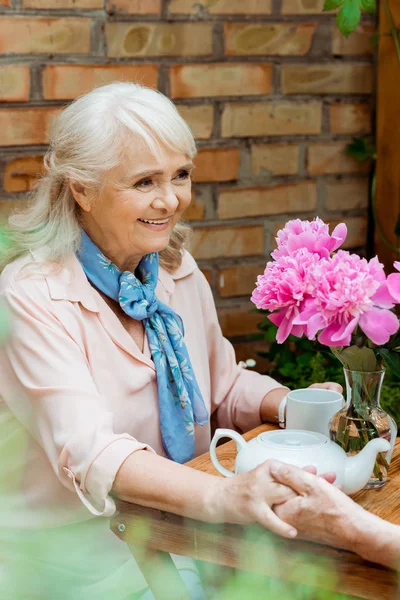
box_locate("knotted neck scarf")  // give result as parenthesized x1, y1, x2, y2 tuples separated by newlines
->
(77, 230, 208, 463)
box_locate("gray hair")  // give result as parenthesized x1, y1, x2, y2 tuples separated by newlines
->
(3, 82, 196, 272)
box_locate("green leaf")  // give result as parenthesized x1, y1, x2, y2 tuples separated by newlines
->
(360, 0, 377, 13)
(377, 348, 400, 378)
(331, 345, 378, 371)
(324, 0, 344, 10)
(346, 136, 376, 161)
(371, 31, 380, 46)
(337, 0, 361, 37)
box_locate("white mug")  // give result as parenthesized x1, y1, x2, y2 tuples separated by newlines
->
(285, 388, 344, 437)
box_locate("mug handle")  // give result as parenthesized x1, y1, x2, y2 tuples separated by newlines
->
(210, 428, 247, 478)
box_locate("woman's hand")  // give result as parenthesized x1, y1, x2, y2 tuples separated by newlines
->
(269, 460, 364, 550)
(260, 382, 343, 424)
(215, 460, 298, 539)
(308, 382, 343, 393)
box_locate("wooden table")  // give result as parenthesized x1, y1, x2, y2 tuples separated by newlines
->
(111, 424, 400, 600)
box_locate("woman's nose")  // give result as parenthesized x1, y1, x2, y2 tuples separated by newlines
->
(152, 186, 179, 212)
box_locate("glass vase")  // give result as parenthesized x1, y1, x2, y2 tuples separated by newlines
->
(329, 367, 397, 489)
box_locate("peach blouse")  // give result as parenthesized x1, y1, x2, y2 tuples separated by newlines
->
(0, 249, 283, 597)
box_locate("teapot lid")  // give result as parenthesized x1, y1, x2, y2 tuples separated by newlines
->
(258, 430, 328, 448)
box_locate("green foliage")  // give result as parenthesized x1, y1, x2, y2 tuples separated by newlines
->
(346, 136, 376, 161)
(360, 0, 376, 12)
(324, 0, 377, 37)
(323, 0, 344, 9)
(337, 1, 361, 37)
(256, 316, 400, 429)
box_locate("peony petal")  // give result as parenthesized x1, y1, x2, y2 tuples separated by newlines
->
(359, 308, 399, 345)
(394, 261, 400, 272)
(306, 313, 327, 340)
(291, 324, 305, 338)
(268, 310, 286, 327)
(330, 317, 358, 343)
(371, 282, 395, 309)
(330, 223, 347, 251)
(292, 300, 319, 325)
(318, 322, 353, 347)
(387, 273, 400, 303)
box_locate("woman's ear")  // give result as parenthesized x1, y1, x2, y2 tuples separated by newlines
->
(68, 181, 92, 212)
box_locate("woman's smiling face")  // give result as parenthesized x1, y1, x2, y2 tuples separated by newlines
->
(76, 141, 193, 271)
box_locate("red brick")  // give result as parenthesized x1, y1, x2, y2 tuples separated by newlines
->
(221, 101, 322, 137)
(200, 269, 212, 286)
(218, 305, 262, 337)
(107, 0, 160, 14)
(224, 22, 316, 56)
(0, 65, 30, 102)
(307, 142, 370, 175)
(217, 263, 265, 298)
(169, 0, 272, 14)
(191, 225, 264, 260)
(332, 23, 375, 55)
(251, 143, 299, 176)
(183, 198, 205, 221)
(169, 63, 272, 99)
(324, 179, 369, 211)
(329, 103, 371, 135)
(0, 108, 59, 147)
(106, 23, 211, 58)
(218, 181, 317, 220)
(4, 156, 44, 192)
(0, 17, 92, 55)
(23, 0, 102, 7)
(42, 64, 158, 100)
(193, 148, 240, 183)
(282, 64, 373, 95)
(177, 105, 213, 140)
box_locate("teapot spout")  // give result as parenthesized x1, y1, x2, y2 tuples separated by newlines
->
(342, 438, 391, 495)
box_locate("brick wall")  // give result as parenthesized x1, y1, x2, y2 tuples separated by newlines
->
(0, 0, 375, 368)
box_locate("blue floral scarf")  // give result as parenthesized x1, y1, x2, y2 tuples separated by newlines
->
(77, 230, 208, 463)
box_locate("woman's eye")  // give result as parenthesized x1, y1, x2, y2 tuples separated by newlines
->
(134, 178, 153, 189)
(175, 170, 190, 181)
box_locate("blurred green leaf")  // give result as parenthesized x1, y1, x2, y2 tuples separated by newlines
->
(371, 31, 380, 46)
(377, 348, 400, 379)
(337, 1, 361, 37)
(323, 0, 344, 9)
(346, 136, 376, 161)
(360, 0, 376, 12)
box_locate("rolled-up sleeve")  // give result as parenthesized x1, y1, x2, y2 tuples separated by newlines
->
(195, 271, 285, 432)
(0, 281, 155, 517)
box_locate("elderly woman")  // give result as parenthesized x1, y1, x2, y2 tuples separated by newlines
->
(0, 82, 340, 600)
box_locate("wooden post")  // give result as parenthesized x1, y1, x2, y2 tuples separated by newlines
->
(375, 1, 400, 270)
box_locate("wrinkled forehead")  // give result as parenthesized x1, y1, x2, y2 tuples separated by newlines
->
(110, 138, 192, 183)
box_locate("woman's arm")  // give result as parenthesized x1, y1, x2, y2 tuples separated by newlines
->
(113, 449, 298, 538)
(270, 460, 400, 569)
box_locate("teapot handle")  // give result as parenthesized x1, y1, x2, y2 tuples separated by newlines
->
(210, 428, 247, 478)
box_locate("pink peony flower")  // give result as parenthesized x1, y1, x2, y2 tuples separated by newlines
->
(387, 261, 400, 303)
(251, 248, 321, 343)
(272, 217, 347, 260)
(293, 251, 399, 346)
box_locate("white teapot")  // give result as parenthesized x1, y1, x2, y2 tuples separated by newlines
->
(210, 428, 391, 495)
